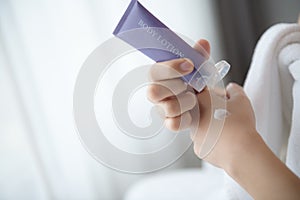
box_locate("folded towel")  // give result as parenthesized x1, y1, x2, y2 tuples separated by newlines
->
(285, 44, 300, 177)
(225, 23, 300, 200)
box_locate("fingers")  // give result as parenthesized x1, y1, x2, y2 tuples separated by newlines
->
(149, 58, 194, 81)
(147, 38, 211, 133)
(165, 111, 192, 132)
(147, 79, 187, 103)
(158, 91, 197, 118)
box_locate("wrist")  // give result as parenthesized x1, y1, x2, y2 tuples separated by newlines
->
(224, 130, 264, 178)
(223, 130, 300, 199)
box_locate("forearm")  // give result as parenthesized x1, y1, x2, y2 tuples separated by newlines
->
(225, 132, 300, 200)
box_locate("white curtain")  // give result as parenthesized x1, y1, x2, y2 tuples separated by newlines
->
(0, 0, 222, 199)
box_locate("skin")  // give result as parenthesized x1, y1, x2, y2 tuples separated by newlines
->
(147, 39, 300, 199)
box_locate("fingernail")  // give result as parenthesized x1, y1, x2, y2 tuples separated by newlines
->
(180, 59, 194, 71)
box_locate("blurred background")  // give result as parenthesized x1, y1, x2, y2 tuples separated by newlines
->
(0, 0, 299, 199)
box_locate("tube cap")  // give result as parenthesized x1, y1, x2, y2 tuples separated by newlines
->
(188, 60, 230, 92)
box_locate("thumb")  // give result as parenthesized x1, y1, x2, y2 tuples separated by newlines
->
(226, 83, 246, 99)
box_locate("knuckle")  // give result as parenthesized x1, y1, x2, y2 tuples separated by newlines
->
(186, 92, 197, 107)
(165, 99, 180, 117)
(147, 84, 161, 102)
(177, 80, 188, 92)
(166, 118, 180, 132)
(162, 65, 173, 78)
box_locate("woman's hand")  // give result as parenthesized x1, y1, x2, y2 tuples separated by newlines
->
(147, 39, 258, 169)
(193, 83, 257, 169)
(147, 39, 300, 199)
(147, 39, 210, 132)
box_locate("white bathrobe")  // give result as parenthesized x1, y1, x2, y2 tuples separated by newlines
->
(225, 23, 300, 200)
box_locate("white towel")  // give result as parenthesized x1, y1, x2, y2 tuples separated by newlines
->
(225, 23, 300, 200)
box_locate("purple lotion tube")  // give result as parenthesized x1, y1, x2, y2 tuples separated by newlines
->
(113, 0, 229, 92)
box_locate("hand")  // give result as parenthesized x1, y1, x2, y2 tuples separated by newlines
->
(147, 39, 210, 131)
(193, 83, 257, 170)
(147, 39, 258, 170)
(147, 39, 300, 199)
